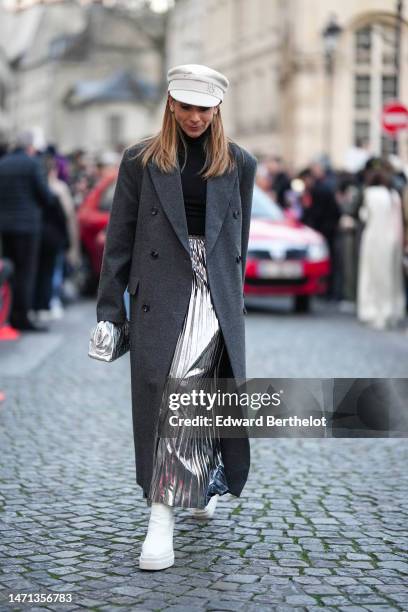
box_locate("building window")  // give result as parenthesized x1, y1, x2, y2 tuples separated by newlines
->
(355, 26, 371, 64)
(382, 75, 397, 103)
(354, 121, 370, 146)
(381, 135, 398, 155)
(381, 23, 397, 65)
(355, 75, 371, 109)
(107, 114, 123, 148)
(353, 23, 399, 156)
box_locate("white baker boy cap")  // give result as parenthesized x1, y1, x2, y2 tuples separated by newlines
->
(167, 63, 229, 107)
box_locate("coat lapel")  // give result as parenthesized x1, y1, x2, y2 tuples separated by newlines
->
(148, 159, 190, 255)
(205, 167, 238, 257)
(147, 158, 238, 259)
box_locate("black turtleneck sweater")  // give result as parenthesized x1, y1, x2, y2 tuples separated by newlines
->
(178, 127, 209, 236)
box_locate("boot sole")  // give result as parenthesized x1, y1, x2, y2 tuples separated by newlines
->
(190, 496, 219, 520)
(190, 510, 214, 520)
(139, 552, 174, 571)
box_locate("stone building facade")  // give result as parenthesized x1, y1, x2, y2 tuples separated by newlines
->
(3, 1, 165, 152)
(167, 0, 408, 170)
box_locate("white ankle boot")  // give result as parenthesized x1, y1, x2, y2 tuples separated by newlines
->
(139, 502, 175, 570)
(190, 494, 219, 520)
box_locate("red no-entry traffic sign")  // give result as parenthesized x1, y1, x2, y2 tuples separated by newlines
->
(382, 101, 408, 135)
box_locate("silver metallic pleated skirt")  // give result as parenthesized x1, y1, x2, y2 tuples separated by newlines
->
(148, 235, 229, 508)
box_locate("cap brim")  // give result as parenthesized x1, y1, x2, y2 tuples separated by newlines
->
(169, 89, 221, 107)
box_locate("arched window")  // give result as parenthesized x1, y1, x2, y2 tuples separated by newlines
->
(353, 22, 399, 156)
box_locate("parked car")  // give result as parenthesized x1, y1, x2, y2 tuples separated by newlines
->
(77, 176, 330, 312)
(245, 185, 330, 312)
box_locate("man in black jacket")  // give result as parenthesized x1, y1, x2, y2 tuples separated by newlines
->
(299, 167, 341, 299)
(0, 131, 53, 330)
(266, 155, 291, 209)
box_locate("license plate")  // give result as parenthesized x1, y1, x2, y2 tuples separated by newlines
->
(258, 261, 303, 279)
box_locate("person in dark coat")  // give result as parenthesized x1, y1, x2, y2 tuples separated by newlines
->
(0, 131, 53, 330)
(299, 168, 341, 299)
(32, 156, 70, 318)
(95, 64, 257, 571)
(265, 155, 291, 208)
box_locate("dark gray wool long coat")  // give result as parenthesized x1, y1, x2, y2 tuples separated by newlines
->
(96, 138, 257, 500)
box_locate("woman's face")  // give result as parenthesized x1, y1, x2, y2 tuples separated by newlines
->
(169, 96, 219, 138)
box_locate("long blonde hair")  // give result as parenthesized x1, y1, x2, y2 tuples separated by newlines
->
(136, 98, 236, 179)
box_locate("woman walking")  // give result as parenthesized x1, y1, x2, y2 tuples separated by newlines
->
(357, 165, 406, 329)
(95, 64, 257, 570)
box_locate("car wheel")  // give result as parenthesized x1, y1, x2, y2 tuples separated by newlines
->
(75, 250, 98, 297)
(294, 295, 311, 313)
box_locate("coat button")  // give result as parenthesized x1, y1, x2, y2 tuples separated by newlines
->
(150, 250, 158, 258)
(142, 304, 150, 312)
(236, 255, 241, 263)
(151, 207, 158, 215)
(233, 210, 240, 218)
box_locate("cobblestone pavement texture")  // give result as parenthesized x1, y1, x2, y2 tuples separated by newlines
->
(0, 299, 407, 611)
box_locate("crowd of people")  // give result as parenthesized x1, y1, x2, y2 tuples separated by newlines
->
(0, 130, 118, 332)
(0, 129, 407, 333)
(255, 153, 408, 330)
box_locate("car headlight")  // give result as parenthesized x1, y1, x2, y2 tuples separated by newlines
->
(307, 242, 329, 262)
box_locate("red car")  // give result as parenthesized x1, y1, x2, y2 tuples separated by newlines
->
(245, 185, 330, 311)
(78, 176, 330, 312)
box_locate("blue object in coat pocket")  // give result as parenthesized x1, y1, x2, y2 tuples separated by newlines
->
(126, 277, 140, 319)
(124, 289, 130, 319)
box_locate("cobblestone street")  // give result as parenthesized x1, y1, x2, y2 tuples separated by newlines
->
(0, 299, 407, 611)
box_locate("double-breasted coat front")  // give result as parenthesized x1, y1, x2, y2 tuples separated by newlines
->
(96, 139, 257, 500)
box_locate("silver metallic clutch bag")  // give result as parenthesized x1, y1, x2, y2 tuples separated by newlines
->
(88, 320, 130, 362)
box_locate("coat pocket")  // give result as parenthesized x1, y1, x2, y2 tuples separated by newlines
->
(127, 277, 140, 296)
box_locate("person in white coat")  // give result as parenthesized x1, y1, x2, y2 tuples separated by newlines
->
(357, 167, 406, 330)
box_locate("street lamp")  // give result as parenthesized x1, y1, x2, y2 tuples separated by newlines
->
(321, 14, 343, 159)
(322, 15, 343, 74)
